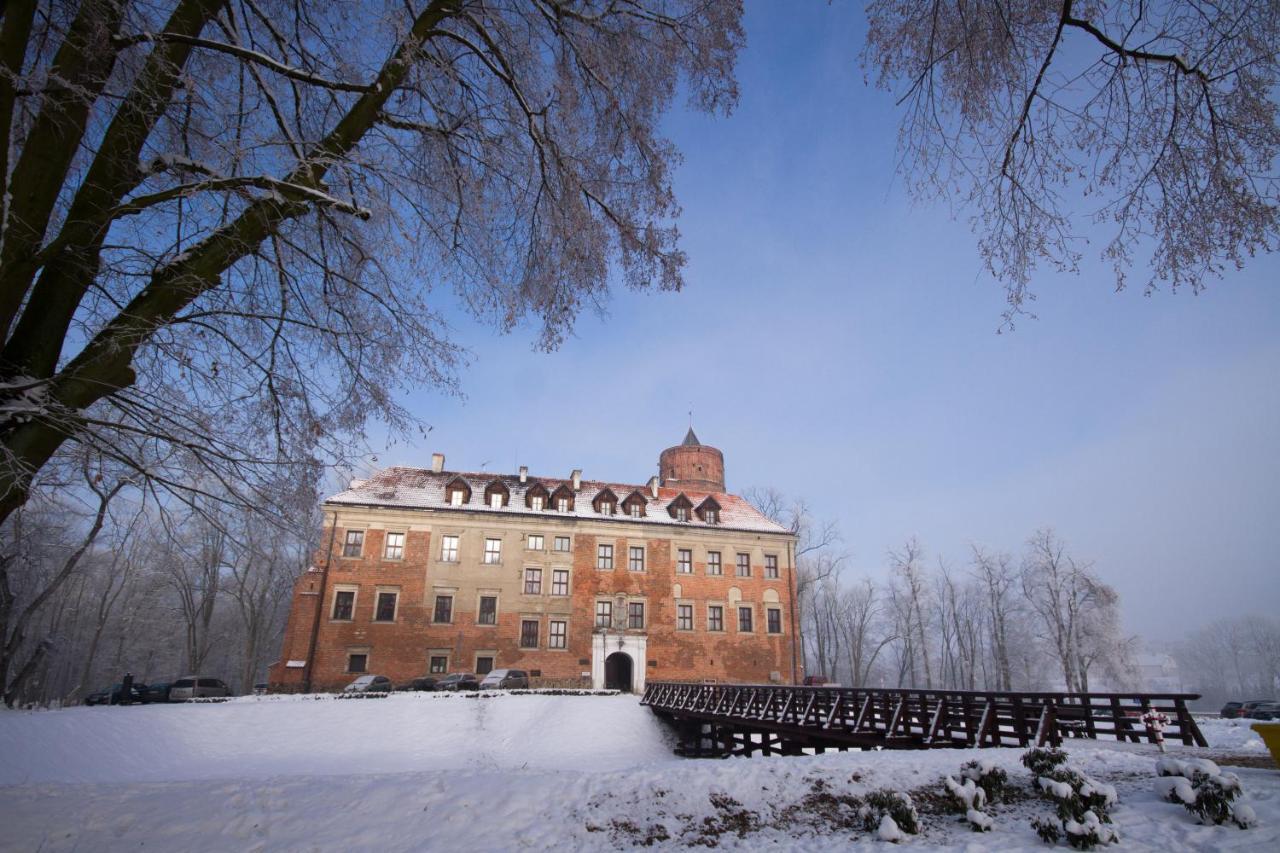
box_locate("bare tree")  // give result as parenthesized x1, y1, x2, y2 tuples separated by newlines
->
(0, 1, 745, 534)
(864, 1, 1279, 319)
(888, 537, 933, 688)
(971, 545, 1018, 690)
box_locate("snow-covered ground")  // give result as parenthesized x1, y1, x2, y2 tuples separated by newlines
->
(0, 693, 1276, 851)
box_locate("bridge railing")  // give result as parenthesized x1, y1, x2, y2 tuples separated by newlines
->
(641, 681, 1206, 750)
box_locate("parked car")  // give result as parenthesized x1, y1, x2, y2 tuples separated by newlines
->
(479, 669, 529, 690)
(1238, 699, 1274, 718)
(343, 674, 393, 693)
(434, 672, 480, 691)
(1245, 700, 1280, 720)
(1220, 701, 1245, 719)
(85, 683, 148, 705)
(169, 676, 232, 701)
(253, 683, 268, 695)
(142, 681, 174, 703)
(396, 676, 438, 692)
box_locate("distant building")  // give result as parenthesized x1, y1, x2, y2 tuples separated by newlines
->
(269, 431, 799, 692)
(1136, 651, 1183, 694)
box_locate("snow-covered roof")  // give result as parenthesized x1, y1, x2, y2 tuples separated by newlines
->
(326, 466, 792, 536)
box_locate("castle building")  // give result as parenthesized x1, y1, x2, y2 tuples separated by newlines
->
(268, 431, 799, 692)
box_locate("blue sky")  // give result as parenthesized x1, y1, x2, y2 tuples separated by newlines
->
(372, 2, 1279, 640)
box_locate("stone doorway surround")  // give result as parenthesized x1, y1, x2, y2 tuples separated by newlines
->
(591, 631, 646, 692)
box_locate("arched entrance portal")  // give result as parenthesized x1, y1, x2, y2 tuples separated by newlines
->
(604, 652, 633, 692)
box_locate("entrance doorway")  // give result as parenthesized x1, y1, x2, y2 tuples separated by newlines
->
(604, 652, 633, 692)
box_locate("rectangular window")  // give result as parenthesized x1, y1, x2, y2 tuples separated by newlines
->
(675, 506, 688, 521)
(383, 532, 405, 560)
(765, 554, 779, 579)
(490, 493, 503, 509)
(523, 567, 542, 595)
(374, 591, 397, 622)
(429, 655, 448, 674)
(707, 551, 722, 575)
(450, 490, 464, 506)
(347, 653, 367, 673)
(708, 605, 724, 632)
(332, 590, 354, 620)
(738, 606, 753, 633)
(483, 538, 502, 564)
(767, 608, 782, 634)
(677, 604, 693, 631)
(629, 503, 642, 518)
(476, 656, 494, 675)
(705, 509, 718, 524)
(628, 546, 645, 572)
(531, 495, 545, 511)
(520, 619, 539, 648)
(599, 501, 613, 515)
(596, 544, 613, 570)
(553, 535, 571, 552)
(342, 530, 364, 558)
(557, 497, 569, 512)
(628, 601, 645, 629)
(677, 548, 692, 574)
(433, 594, 453, 624)
(440, 535, 459, 562)
(478, 595, 497, 625)
(736, 553, 751, 577)
(549, 620, 567, 649)
(551, 569, 569, 596)
(595, 600, 613, 628)
(527, 534, 544, 550)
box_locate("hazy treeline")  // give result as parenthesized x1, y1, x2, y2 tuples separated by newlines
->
(0, 454, 316, 707)
(1174, 616, 1280, 707)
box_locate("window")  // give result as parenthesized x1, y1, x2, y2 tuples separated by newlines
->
(767, 608, 782, 634)
(483, 538, 502, 564)
(630, 503, 642, 518)
(440, 534, 459, 562)
(476, 656, 494, 675)
(527, 534, 543, 550)
(736, 553, 751, 577)
(549, 620, 567, 649)
(765, 554, 779, 579)
(531, 495, 545, 511)
(557, 497, 569, 512)
(551, 569, 569, 596)
(342, 530, 364, 557)
(553, 535, 571, 552)
(629, 546, 645, 572)
(628, 601, 645, 629)
(374, 591, 397, 622)
(675, 506, 688, 521)
(450, 489, 464, 506)
(708, 605, 724, 632)
(599, 501, 613, 515)
(707, 551, 722, 575)
(520, 619, 539, 648)
(705, 509, 718, 524)
(738, 606, 753, 632)
(478, 595, 497, 625)
(490, 492, 503, 509)
(595, 600, 613, 628)
(383, 532, 405, 560)
(332, 590, 355, 620)
(347, 653, 367, 673)
(433, 594, 453, 624)
(677, 604, 693, 631)
(677, 548, 692, 573)
(429, 655, 448, 674)
(596, 544, 613, 570)
(524, 567, 542, 595)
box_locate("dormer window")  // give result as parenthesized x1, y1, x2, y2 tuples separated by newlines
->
(490, 493, 502, 509)
(600, 501, 613, 514)
(667, 493, 694, 522)
(621, 490, 648, 519)
(531, 495, 544, 510)
(444, 477, 471, 506)
(525, 482, 549, 510)
(550, 484, 575, 513)
(630, 504, 642, 518)
(705, 509, 717, 523)
(484, 481, 510, 509)
(558, 497, 570, 512)
(695, 496, 722, 525)
(676, 506, 688, 521)
(592, 488, 619, 516)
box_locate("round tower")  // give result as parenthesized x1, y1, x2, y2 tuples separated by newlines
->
(658, 428, 725, 492)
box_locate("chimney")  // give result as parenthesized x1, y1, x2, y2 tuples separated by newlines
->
(431, 452, 445, 473)
(648, 475, 659, 499)
(519, 465, 528, 484)
(571, 469, 582, 491)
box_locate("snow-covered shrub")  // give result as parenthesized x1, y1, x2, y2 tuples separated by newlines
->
(959, 758, 1008, 803)
(1062, 811, 1119, 849)
(858, 789, 919, 840)
(1022, 746, 1068, 778)
(943, 775, 986, 812)
(1030, 763, 1119, 848)
(966, 807, 994, 832)
(1032, 817, 1062, 844)
(1153, 758, 1252, 828)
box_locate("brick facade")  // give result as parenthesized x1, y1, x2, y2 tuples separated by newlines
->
(269, 437, 798, 692)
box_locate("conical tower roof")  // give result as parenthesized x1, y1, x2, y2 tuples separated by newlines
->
(682, 427, 701, 447)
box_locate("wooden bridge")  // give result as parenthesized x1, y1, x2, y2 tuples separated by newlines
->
(640, 681, 1207, 757)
